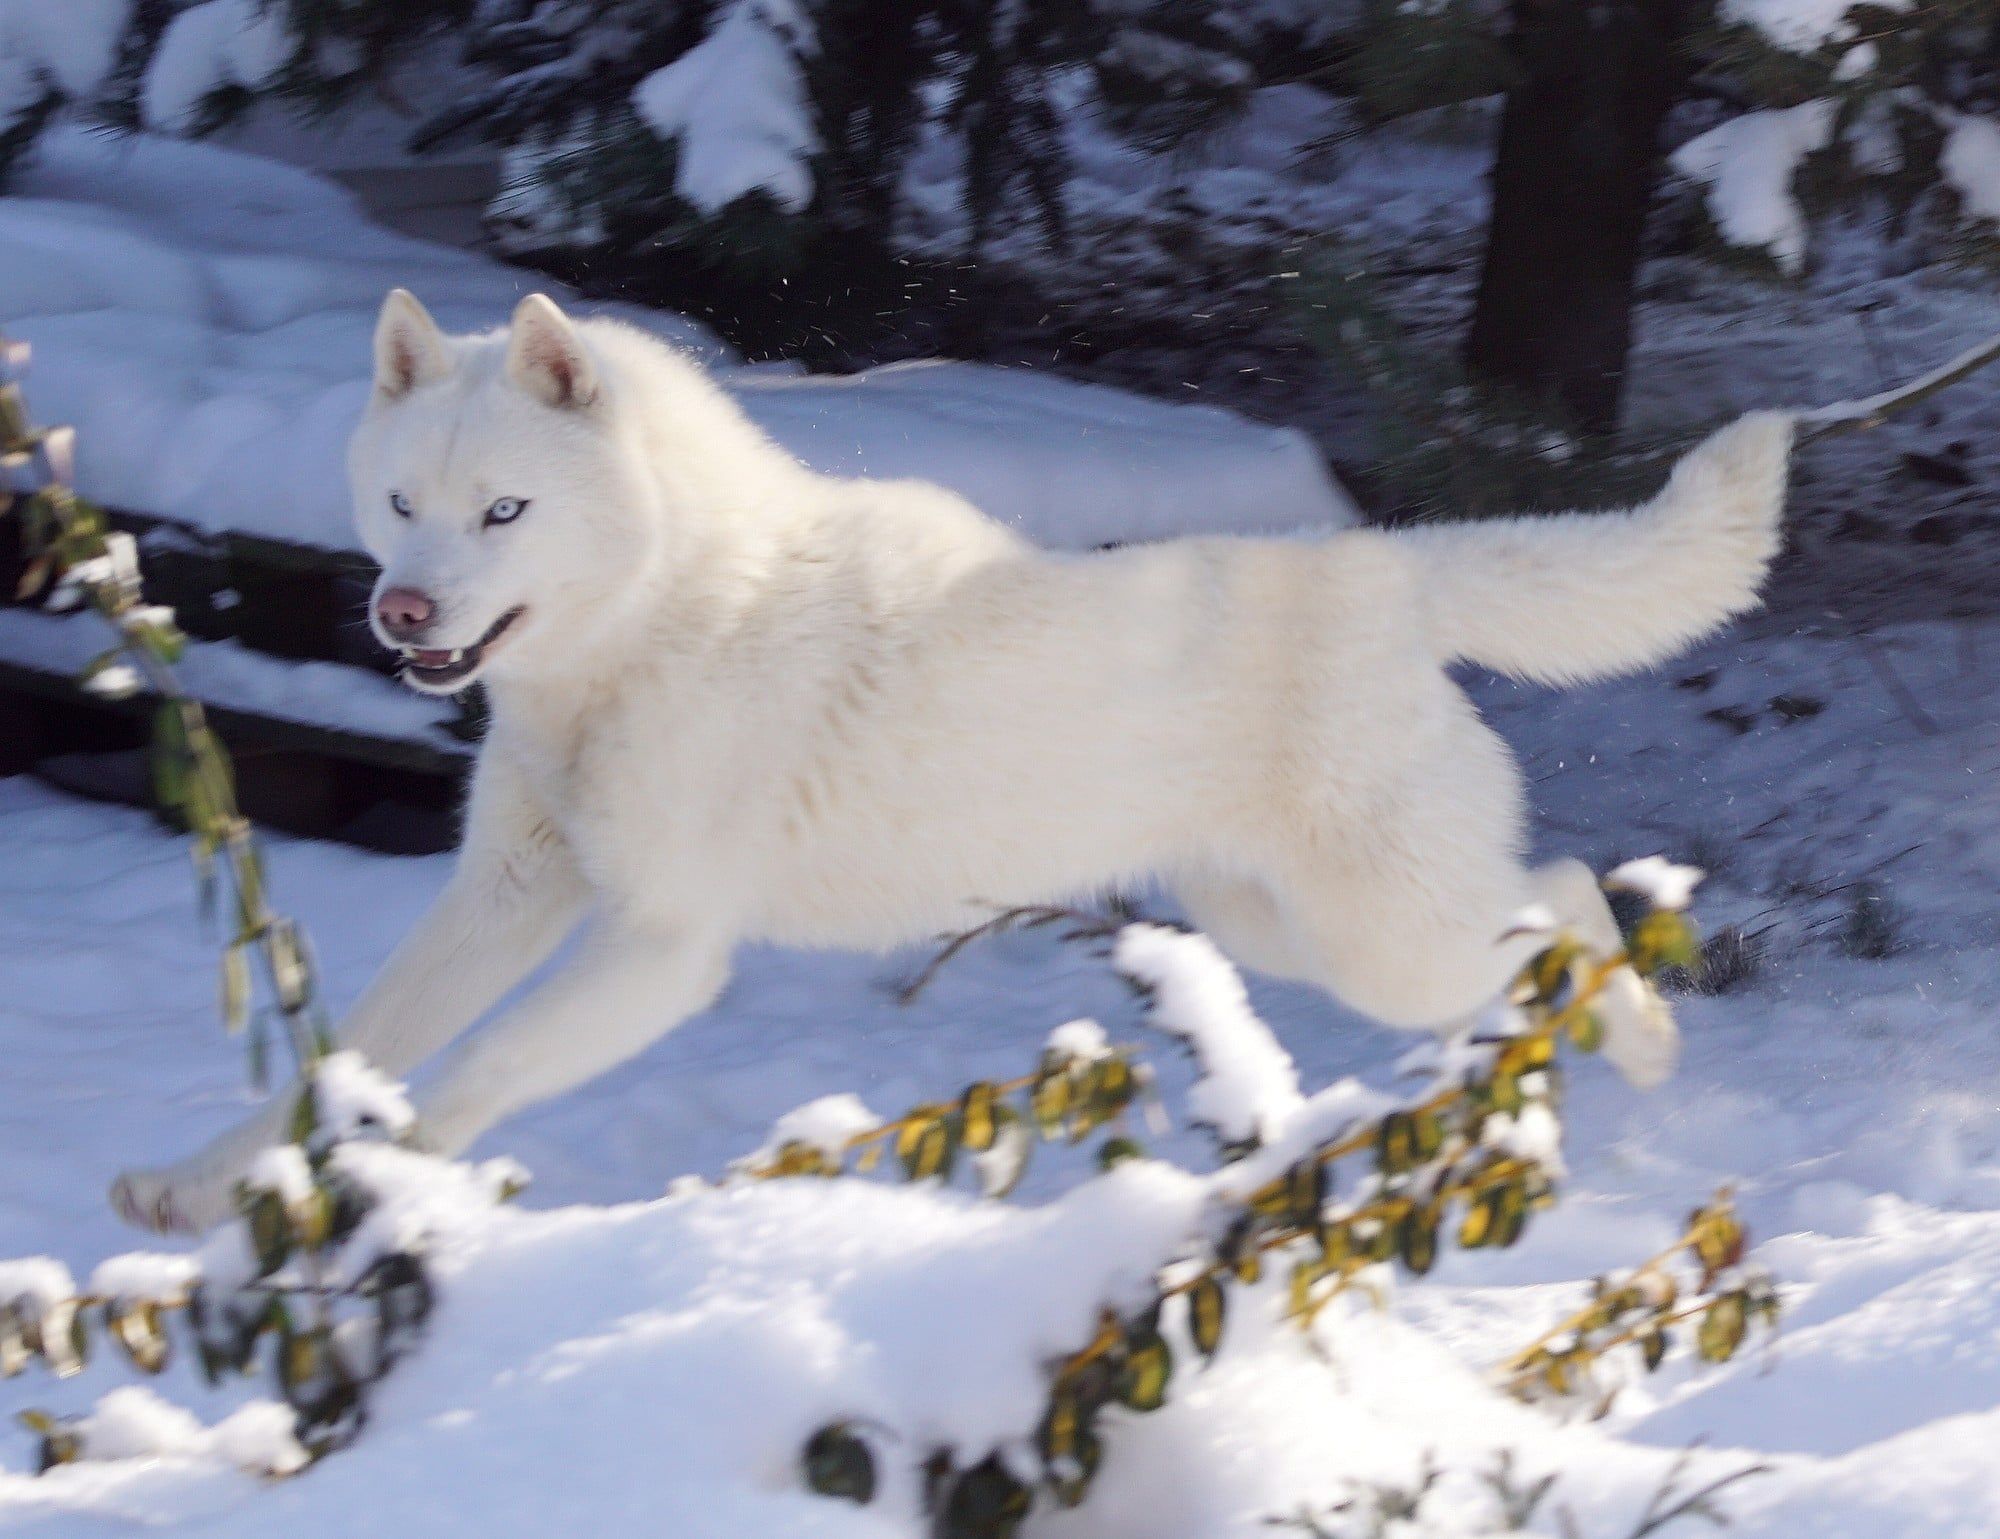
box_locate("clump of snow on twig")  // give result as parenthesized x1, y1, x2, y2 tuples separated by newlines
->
(86, 1252, 198, 1305)
(1671, 100, 1837, 275)
(1046, 1017, 1114, 1062)
(0, 1257, 76, 1314)
(72, 1387, 307, 1477)
(1114, 923, 1303, 1148)
(310, 1050, 416, 1145)
(631, 0, 818, 214)
(243, 1145, 314, 1207)
(1719, 0, 1910, 54)
(140, 0, 292, 133)
(731, 1092, 881, 1175)
(1941, 113, 2000, 227)
(1479, 1098, 1567, 1176)
(0, 0, 129, 106)
(1209, 1076, 1401, 1205)
(1605, 857, 1705, 912)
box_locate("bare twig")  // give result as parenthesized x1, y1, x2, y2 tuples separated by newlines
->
(1799, 328, 2000, 443)
(894, 903, 1118, 1005)
(1829, 611, 1941, 737)
(1624, 1444, 1772, 1539)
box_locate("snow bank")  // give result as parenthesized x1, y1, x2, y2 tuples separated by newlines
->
(0, 129, 1352, 555)
(0, 1123, 1734, 1539)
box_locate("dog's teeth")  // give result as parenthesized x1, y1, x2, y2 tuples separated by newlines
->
(448, 649, 465, 664)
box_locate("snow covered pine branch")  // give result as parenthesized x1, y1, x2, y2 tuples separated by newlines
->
(1670, 0, 2000, 275)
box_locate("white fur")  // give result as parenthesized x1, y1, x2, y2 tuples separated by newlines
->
(110, 293, 1796, 1233)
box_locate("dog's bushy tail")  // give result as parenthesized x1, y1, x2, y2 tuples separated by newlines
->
(1396, 411, 1796, 688)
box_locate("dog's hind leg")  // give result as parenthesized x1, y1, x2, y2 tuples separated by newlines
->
(1528, 856, 1679, 1088)
(1175, 871, 1311, 981)
(1247, 700, 1678, 1086)
(1263, 825, 1676, 1088)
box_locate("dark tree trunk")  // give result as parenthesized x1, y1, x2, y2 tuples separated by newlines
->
(1464, 0, 1705, 434)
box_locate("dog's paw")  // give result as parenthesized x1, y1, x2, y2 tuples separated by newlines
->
(1596, 966, 1681, 1090)
(109, 1165, 234, 1236)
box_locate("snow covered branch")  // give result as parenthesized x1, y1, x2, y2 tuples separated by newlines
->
(765, 887, 1778, 1529)
(1, 337, 334, 1097)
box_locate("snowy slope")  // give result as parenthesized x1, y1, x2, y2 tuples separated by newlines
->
(0, 601, 1997, 1535)
(0, 129, 1352, 555)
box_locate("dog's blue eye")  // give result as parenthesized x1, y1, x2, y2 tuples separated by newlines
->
(484, 496, 529, 527)
(389, 491, 414, 519)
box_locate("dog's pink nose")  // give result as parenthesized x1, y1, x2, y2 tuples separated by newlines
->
(375, 586, 436, 640)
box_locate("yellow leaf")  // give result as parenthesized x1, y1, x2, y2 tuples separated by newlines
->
(1188, 1277, 1226, 1357)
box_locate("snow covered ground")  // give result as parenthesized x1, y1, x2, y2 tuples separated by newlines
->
(0, 593, 1996, 1534)
(0, 128, 1351, 556)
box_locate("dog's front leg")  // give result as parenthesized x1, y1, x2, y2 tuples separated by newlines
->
(414, 922, 732, 1159)
(112, 754, 587, 1233)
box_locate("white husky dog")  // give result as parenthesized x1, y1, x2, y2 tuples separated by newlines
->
(113, 290, 1794, 1233)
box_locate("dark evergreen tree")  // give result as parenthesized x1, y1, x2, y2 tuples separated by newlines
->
(1464, 0, 1706, 435)
(1351, 0, 2000, 432)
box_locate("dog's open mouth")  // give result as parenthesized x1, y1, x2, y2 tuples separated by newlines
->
(399, 606, 527, 689)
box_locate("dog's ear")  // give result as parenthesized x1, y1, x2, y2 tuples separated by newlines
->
(373, 289, 451, 399)
(506, 293, 598, 410)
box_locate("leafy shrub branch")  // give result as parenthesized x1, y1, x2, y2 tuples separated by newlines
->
(777, 889, 1780, 1536)
(0, 337, 470, 1470)
(0, 340, 327, 1099)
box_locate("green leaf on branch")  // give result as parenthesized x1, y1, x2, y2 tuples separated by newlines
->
(107, 1300, 170, 1375)
(220, 944, 251, 1035)
(1187, 1276, 1226, 1358)
(1116, 1329, 1172, 1411)
(1697, 1295, 1748, 1363)
(1629, 910, 1701, 976)
(802, 1423, 876, 1504)
(1030, 1062, 1072, 1135)
(898, 1112, 958, 1183)
(1044, 1425, 1102, 1508)
(959, 1081, 1000, 1152)
(1401, 1202, 1442, 1275)
(940, 1454, 1032, 1539)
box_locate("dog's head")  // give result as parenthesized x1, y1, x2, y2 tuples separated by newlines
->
(347, 289, 663, 695)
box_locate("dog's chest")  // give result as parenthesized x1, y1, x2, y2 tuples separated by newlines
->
(506, 678, 789, 894)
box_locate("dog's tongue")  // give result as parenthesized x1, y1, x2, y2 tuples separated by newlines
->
(413, 648, 454, 668)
